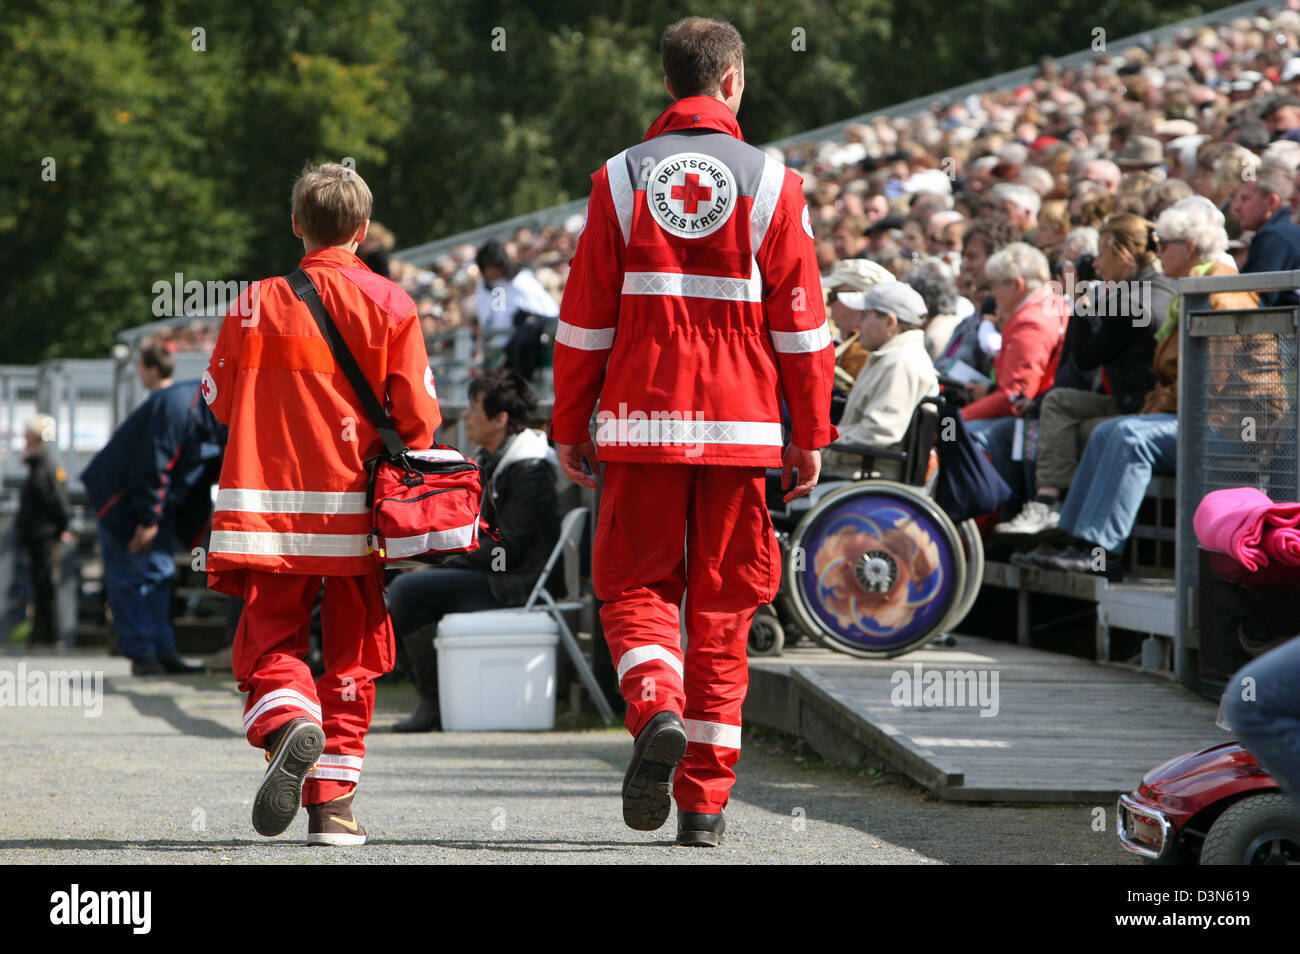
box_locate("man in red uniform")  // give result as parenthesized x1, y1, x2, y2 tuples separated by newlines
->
(204, 162, 440, 845)
(552, 17, 837, 846)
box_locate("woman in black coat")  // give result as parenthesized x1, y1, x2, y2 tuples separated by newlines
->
(386, 370, 562, 731)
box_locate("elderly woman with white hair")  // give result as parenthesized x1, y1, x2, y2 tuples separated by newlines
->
(1015, 197, 1260, 575)
(963, 242, 1069, 504)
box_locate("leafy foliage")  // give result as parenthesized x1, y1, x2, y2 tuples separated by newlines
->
(2, 0, 1222, 362)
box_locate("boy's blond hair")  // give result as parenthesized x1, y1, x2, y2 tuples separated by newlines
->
(291, 162, 373, 246)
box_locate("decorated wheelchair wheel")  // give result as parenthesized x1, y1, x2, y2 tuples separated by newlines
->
(782, 481, 967, 658)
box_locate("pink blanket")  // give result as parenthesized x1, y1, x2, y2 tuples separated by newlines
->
(1193, 487, 1300, 571)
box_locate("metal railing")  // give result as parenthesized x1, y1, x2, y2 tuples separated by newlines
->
(1176, 269, 1300, 683)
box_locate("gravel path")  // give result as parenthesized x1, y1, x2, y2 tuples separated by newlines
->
(1, 651, 1132, 864)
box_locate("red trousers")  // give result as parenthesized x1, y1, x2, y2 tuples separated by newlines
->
(594, 462, 781, 814)
(231, 569, 394, 805)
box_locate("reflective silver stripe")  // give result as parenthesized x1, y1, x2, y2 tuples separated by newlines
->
(616, 645, 685, 681)
(215, 488, 367, 515)
(594, 417, 783, 447)
(316, 754, 363, 769)
(305, 766, 360, 782)
(605, 149, 634, 244)
(622, 270, 762, 303)
(243, 688, 322, 729)
(771, 320, 832, 354)
(750, 155, 787, 252)
(685, 718, 742, 749)
(383, 522, 478, 559)
(556, 319, 616, 351)
(211, 530, 369, 558)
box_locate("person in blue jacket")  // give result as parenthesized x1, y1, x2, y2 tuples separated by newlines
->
(81, 340, 226, 675)
(1232, 166, 1300, 307)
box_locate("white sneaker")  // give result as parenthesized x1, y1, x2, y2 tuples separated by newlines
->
(995, 499, 1061, 536)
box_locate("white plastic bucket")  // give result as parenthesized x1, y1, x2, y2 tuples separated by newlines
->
(434, 610, 559, 730)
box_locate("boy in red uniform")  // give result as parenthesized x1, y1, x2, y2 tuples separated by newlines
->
(203, 162, 440, 845)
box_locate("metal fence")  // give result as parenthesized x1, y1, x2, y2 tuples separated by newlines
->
(1176, 271, 1300, 683)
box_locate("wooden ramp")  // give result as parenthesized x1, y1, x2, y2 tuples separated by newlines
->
(745, 636, 1220, 803)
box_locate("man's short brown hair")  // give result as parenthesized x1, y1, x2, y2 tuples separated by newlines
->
(660, 17, 744, 99)
(139, 337, 174, 379)
(291, 162, 373, 246)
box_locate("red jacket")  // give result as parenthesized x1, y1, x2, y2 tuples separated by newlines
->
(550, 96, 837, 465)
(203, 247, 440, 592)
(962, 284, 1067, 421)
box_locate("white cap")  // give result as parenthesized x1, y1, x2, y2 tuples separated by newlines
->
(837, 281, 928, 326)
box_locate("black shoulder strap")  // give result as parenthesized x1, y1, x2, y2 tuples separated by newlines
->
(286, 268, 407, 459)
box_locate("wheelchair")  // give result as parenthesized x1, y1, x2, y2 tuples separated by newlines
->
(749, 395, 984, 659)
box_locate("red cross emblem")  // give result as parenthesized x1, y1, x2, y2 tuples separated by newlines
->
(201, 378, 212, 397)
(670, 173, 712, 214)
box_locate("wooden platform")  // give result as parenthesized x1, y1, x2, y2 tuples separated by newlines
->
(745, 635, 1219, 803)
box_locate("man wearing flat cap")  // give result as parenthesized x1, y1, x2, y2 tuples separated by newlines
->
(824, 257, 895, 382)
(828, 281, 939, 480)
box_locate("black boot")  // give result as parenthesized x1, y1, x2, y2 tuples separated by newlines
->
(677, 810, 726, 847)
(392, 697, 441, 733)
(158, 653, 204, 674)
(622, 711, 687, 832)
(130, 654, 165, 676)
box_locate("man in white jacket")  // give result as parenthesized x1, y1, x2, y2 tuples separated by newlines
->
(827, 282, 939, 480)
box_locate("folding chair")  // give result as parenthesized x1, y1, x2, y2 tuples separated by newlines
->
(516, 506, 616, 725)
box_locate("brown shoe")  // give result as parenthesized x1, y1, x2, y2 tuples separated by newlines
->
(252, 718, 325, 838)
(307, 792, 367, 846)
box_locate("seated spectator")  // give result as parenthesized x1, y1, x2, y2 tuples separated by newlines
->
(1233, 165, 1300, 306)
(942, 218, 1021, 374)
(963, 243, 1069, 503)
(902, 216, 928, 253)
(996, 213, 1176, 535)
(989, 182, 1042, 237)
(832, 215, 871, 260)
(473, 240, 560, 353)
(826, 282, 939, 480)
(1032, 199, 1070, 260)
(1018, 198, 1260, 575)
(925, 210, 967, 271)
(825, 258, 895, 385)
(1144, 178, 1195, 220)
(1077, 157, 1122, 193)
(386, 371, 563, 732)
(903, 257, 963, 361)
